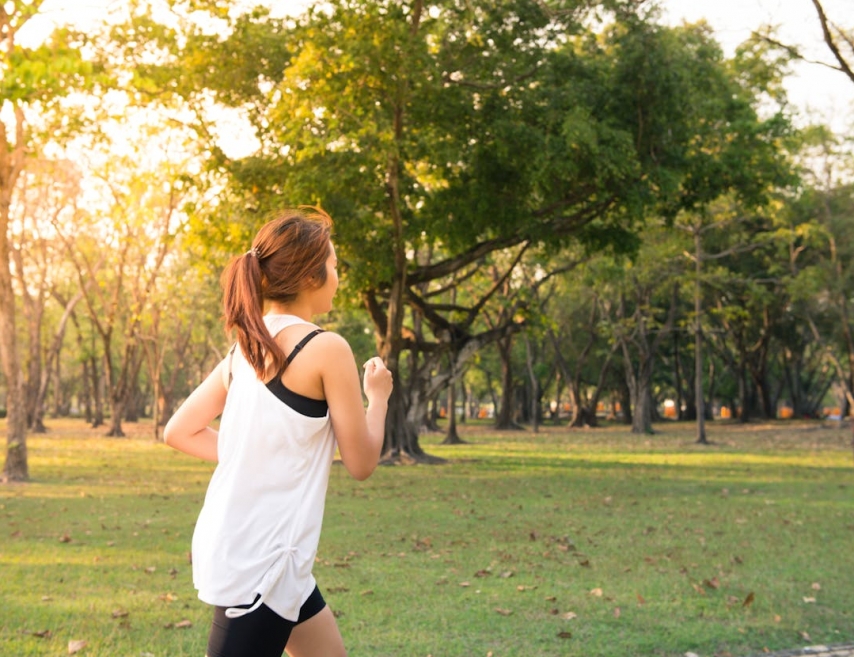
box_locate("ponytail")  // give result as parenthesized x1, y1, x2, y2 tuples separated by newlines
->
(220, 207, 333, 381)
(221, 251, 286, 380)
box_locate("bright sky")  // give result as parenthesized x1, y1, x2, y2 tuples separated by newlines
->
(662, 0, 854, 132)
(21, 0, 854, 135)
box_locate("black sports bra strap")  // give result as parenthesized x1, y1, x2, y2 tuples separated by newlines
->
(287, 328, 324, 363)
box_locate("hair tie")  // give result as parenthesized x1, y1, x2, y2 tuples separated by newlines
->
(246, 247, 260, 258)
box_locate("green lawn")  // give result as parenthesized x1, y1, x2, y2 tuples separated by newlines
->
(1, 418, 852, 657)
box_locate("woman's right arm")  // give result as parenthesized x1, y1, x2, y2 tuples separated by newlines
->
(162, 360, 229, 462)
(319, 333, 393, 480)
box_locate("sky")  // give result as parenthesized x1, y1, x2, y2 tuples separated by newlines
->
(661, 0, 854, 132)
(20, 0, 854, 135)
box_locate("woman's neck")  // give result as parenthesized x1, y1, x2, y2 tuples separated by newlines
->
(264, 300, 312, 322)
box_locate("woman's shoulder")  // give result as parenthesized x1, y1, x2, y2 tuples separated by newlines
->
(310, 329, 352, 354)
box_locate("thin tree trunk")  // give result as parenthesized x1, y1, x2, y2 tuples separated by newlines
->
(0, 106, 28, 481)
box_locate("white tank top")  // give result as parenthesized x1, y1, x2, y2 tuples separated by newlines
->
(191, 314, 336, 621)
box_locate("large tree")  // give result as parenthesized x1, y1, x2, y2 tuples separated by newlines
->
(120, 0, 796, 455)
(1, 3, 96, 481)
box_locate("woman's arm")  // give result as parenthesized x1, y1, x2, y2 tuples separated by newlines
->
(318, 333, 392, 480)
(162, 360, 229, 462)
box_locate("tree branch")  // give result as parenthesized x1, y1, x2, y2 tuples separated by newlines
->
(810, 0, 854, 84)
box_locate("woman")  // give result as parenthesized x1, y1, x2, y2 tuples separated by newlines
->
(164, 207, 393, 657)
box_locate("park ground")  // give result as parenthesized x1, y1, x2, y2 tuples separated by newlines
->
(1, 418, 852, 657)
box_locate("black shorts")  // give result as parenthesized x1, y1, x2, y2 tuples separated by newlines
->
(206, 585, 327, 657)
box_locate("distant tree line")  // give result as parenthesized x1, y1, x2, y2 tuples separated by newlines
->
(2, 0, 853, 480)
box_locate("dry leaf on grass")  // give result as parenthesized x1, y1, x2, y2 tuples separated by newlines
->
(495, 608, 512, 616)
(68, 639, 87, 654)
(165, 620, 193, 629)
(589, 587, 603, 597)
(557, 631, 572, 639)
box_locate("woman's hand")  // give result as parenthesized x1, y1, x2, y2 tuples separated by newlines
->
(362, 357, 393, 405)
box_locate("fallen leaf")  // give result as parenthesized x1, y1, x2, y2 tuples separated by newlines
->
(111, 609, 129, 618)
(544, 596, 557, 601)
(704, 577, 720, 590)
(773, 614, 781, 623)
(637, 594, 646, 605)
(811, 582, 821, 591)
(159, 592, 178, 602)
(68, 639, 87, 654)
(474, 569, 491, 578)
(802, 597, 816, 604)
(59, 534, 72, 544)
(613, 607, 621, 619)
(495, 608, 512, 616)
(562, 611, 577, 620)
(144, 567, 156, 574)
(459, 581, 470, 587)
(557, 631, 572, 639)
(692, 583, 706, 595)
(589, 588, 603, 597)
(41, 596, 52, 602)
(174, 620, 192, 629)
(360, 590, 374, 596)
(742, 592, 755, 608)
(31, 629, 52, 638)
(499, 571, 514, 579)
(578, 558, 591, 567)
(800, 631, 811, 641)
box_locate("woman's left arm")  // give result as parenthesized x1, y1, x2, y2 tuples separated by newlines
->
(163, 360, 228, 462)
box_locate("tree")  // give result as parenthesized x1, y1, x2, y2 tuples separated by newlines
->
(10, 157, 84, 432)
(1, 3, 96, 481)
(52, 136, 190, 437)
(119, 1, 797, 454)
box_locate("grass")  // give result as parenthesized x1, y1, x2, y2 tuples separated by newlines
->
(1, 417, 853, 657)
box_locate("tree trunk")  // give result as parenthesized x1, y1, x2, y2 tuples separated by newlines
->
(494, 336, 521, 430)
(631, 373, 655, 435)
(0, 231, 27, 480)
(442, 381, 464, 444)
(92, 359, 104, 428)
(107, 396, 126, 438)
(0, 105, 28, 481)
(673, 332, 685, 421)
(693, 228, 708, 444)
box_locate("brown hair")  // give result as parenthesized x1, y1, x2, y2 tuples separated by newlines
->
(221, 206, 333, 380)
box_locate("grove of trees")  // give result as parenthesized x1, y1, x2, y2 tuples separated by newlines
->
(2, 0, 853, 480)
